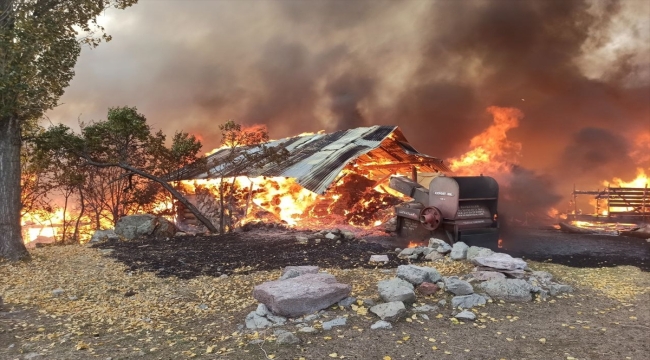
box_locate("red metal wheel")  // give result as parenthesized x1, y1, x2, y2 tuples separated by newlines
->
(419, 206, 443, 230)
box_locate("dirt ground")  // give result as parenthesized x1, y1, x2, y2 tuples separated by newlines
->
(1, 227, 649, 360)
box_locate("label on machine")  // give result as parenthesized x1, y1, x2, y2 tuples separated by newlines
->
(456, 204, 491, 219)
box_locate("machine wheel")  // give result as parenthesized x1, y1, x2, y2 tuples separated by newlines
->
(419, 206, 443, 230)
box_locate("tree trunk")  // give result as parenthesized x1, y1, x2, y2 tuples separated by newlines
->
(0, 115, 30, 261)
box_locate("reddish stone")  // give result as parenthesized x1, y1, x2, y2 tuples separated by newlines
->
(416, 282, 440, 296)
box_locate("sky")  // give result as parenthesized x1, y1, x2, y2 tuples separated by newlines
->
(46, 0, 650, 209)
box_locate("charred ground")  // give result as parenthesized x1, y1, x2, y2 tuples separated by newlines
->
(92, 225, 650, 280)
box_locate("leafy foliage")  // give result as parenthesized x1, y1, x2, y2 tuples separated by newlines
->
(36, 106, 204, 228)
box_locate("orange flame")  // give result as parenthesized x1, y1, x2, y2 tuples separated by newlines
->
(448, 106, 523, 176)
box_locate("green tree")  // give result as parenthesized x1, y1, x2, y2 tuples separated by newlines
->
(0, 0, 138, 261)
(36, 106, 215, 232)
(209, 120, 288, 234)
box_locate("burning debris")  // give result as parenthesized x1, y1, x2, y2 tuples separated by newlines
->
(172, 125, 449, 233)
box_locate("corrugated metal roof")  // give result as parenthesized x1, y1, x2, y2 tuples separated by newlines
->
(174, 125, 449, 194)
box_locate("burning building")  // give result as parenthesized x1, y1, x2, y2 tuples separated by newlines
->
(170, 125, 450, 232)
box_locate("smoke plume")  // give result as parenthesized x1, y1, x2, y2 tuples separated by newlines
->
(46, 0, 650, 208)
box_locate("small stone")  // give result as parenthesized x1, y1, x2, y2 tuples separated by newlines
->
(466, 246, 494, 261)
(68, 295, 78, 301)
(325, 232, 339, 240)
(267, 314, 287, 325)
(444, 276, 474, 295)
(280, 266, 319, 280)
(24, 353, 42, 360)
(52, 288, 65, 296)
(174, 232, 187, 237)
(303, 314, 319, 322)
(438, 299, 447, 307)
(341, 230, 355, 240)
(370, 320, 393, 330)
(322, 317, 347, 330)
(99, 249, 115, 255)
(369, 255, 389, 263)
(548, 283, 573, 296)
(451, 294, 486, 309)
(298, 326, 317, 333)
(425, 251, 445, 261)
(248, 339, 264, 345)
(363, 299, 376, 307)
(378, 278, 416, 304)
(276, 332, 301, 345)
(370, 301, 407, 321)
(338, 297, 357, 308)
(245, 311, 272, 329)
(255, 303, 270, 316)
(416, 282, 440, 296)
(455, 310, 476, 321)
(197, 303, 209, 310)
(531, 271, 553, 283)
(219, 274, 229, 279)
(397, 265, 442, 285)
(395, 248, 402, 253)
(436, 242, 452, 254)
(471, 271, 506, 281)
(420, 314, 430, 320)
(413, 304, 438, 313)
(273, 329, 289, 336)
(295, 235, 309, 244)
(450, 242, 469, 260)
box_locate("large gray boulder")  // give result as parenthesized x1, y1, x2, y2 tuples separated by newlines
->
(89, 229, 119, 243)
(253, 273, 351, 317)
(451, 294, 486, 309)
(444, 276, 474, 295)
(548, 283, 573, 296)
(450, 242, 469, 260)
(471, 271, 506, 281)
(114, 214, 177, 240)
(478, 279, 533, 302)
(472, 253, 527, 271)
(377, 278, 416, 304)
(369, 301, 406, 322)
(396, 265, 442, 285)
(466, 246, 494, 261)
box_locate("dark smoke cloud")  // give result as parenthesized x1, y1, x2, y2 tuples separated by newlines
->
(558, 127, 638, 182)
(46, 0, 649, 204)
(499, 165, 563, 220)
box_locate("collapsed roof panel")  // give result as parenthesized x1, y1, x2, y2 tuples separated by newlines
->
(174, 125, 450, 194)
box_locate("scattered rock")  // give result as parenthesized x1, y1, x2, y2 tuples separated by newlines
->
(337, 297, 357, 308)
(174, 232, 187, 237)
(438, 299, 447, 307)
(114, 214, 177, 240)
(280, 266, 319, 280)
(466, 246, 494, 261)
(23, 353, 42, 360)
(245, 311, 273, 329)
(371, 320, 393, 330)
(384, 217, 397, 232)
(98, 249, 115, 256)
(255, 303, 270, 316)
(89, 229, 119, 243)
(531, 271, 553, 283)
(276, 332, 301, 345)
(370, 301, 407, 321)
(425, 252, 445, 261)
(369, 255, 389, 263)
(340, 230, 355, 240)
(396, 265, 442, 286)
(52, 288, 65, 297)
(472, 253, 527, 271)
(198, 303, 209, 310)
(298, 326, 317, 333)
(428, 238, 447, 248)
(397, 248, 416, 259)
(377, 278, 416, 304)
(322, 317, 347, 330)
(295, 235, 309, 245)
(416, 282, 440, 296)
(420, 314, 430, 320)
(455, 310, 476, 321)
(451, 294, 486, 309)
(436, 242, 452, 254)
(471, 271, 507, 281)
(444, 276, 474, 295)
(413, 304, 438, 312)
(253, 273, 351, 317)
(325, 232, 339, 240)
(548, 283, 573, 296)
(450, 242, 469, 260)
(478, 279, 533, 302)
(124, 289, 137, 297)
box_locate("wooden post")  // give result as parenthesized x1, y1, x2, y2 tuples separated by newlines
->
(642, 183, 648, 222)
(607, 184, 611, 219)
(411, 166, 417, 182)
(573, 184, 577, 215)
(596, 188, 599, 217)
